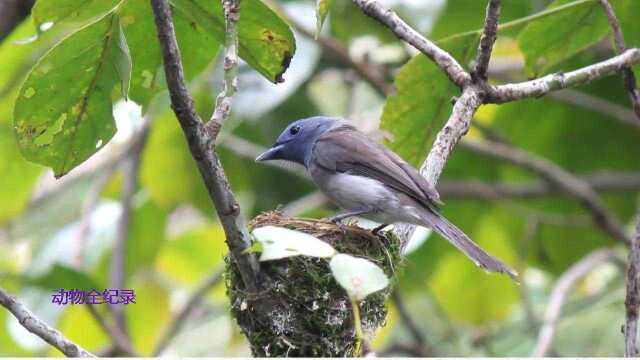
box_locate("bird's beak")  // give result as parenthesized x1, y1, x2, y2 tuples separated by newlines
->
(255, 144, 284, 162)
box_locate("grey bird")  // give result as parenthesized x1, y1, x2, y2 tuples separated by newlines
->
(256, 116, 517, 280)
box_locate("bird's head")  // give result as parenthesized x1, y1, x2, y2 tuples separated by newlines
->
(256, 116, 339, 167)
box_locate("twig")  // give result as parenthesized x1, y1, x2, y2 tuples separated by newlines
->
(438, 171, 640, 200)
(206, 0, 240, 140)
(0, 288, 94, 357)
(150, 0, 262, 292)
(598, 0, 640, 120)
(85, 304, 137, 356)
(489, 49, 640, 103)
(109, 127, 149, 339)
(549, 89, 640, 130)
(390, 289, 429, 355)
(625, 215, 640, 357)
(532, 249, 617, 356)
(474, 0, 501, 80)
(351, 0, 471, 88)
(460, 139, 630, 245)
(153, 267, 224, 355)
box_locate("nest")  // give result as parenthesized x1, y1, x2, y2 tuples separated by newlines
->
(225, 211, 403, 357)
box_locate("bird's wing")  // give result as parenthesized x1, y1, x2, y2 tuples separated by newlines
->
(313, 126, 441, 207)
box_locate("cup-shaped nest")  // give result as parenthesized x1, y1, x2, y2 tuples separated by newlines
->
(225, 211, 403, 357)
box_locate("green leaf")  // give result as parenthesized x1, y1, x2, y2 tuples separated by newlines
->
(518, 0, 610, 76)
(125, 199, 167, 278)
(0, 123, 41, 224)
(113, 17, 131, 99)
(14, 14, 132, 177)
(170, 0, 296, 83)
(119, 0, 219, 108)
(26, 264, 102, 291)
(315, 0, 332, 38)
(32, 0, 123, 30)
(380, 35, 478, 166)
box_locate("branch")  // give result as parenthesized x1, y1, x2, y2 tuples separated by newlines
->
(109, 129, 148, 339)
(85, 304, 137, 356)
(206, 0, 240, 140)
(473, 0, 501, 80)
(438, 171, 640, 200)
(421, 86, 483, 185)
(489, 49, 640, 103)
(460, 139, 631, 245)
(549, 89, 640, 130)
(150, 0, 262, 292)
(625, 215, 640, 357)
(350, 0, 471, 88)
(0, 288, 94, 357)
(598, 0, 640, 120)
(532, 249, 618, 356)
(390, 289, 429, 356)
(153, 267, 224, 355)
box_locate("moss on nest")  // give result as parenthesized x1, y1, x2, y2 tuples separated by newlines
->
(225, 211, 403, 357)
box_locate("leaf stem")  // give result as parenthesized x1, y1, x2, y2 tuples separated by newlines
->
(351, 297, 364, 355)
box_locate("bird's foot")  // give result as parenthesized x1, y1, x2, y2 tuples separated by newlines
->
(371, 223, 389, 236)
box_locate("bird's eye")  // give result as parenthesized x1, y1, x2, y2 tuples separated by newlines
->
(289, 125, 301, 135)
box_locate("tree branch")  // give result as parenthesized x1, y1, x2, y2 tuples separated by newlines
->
(532, 249, 618, 356)
(598, 0, 640, 120)
(0, 288, 94, 357)
(625, 214, 640, 357)
(460, 139, 631, 245)
(150, 0, 262, 292)
(489, 49, 640, 103)
(350, 0, 471, 88)
(109, 129, 148, 340)
(206, 0, 240, 140)
(85, 304, 137, 356)
(548, 89, 640, 130)
(153, 267, 224, 355)
(474, 0, 501, 80)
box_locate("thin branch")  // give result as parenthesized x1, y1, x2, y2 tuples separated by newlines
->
(489, 49, 640, 103)
(282, 13, 391, 97)
(206, 0, 240, 140)
(549, 89, 640, 130)
(625, 214, 640, 357)
(85, 304, 137, 356)
(532, 248, 618, 356)
(474, 0, 501, 80)
(150, 0, 262, 292)
(153, 267, 224, 355)
(351, 0, 471, 88)
(438, 171, 640, 200)
(598, 0, 640, 120)
(460, 139, 630, 245)
(109, 128, 148, 339)
(390, 289, 429, 356)
(0, 288, 94, 357)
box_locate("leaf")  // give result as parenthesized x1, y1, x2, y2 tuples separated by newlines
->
(125, 199, 167, 278)
(119, 0, 219, 108)
(518, 0, 611, 76)
(26, 264, 102, 291)
(14, 14, 132, 176)
(33, 0, 124, 30)
(170, 0, 296, 83)
(330, 254, 389, 301)
(0, 123, 41, 224)
(252, 226, 337, 261)
(315, 0, 331, 38)
(380, 35, 478, 166)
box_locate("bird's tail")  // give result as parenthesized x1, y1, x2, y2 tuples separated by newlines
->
(419, 209, 518, 281)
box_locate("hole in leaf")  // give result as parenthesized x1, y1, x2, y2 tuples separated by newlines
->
(23, 87, 36, 98)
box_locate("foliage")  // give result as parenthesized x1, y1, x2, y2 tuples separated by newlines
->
(0, 0, 639, 357)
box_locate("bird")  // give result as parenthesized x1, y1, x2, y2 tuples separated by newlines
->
(255, 116, 517, 280)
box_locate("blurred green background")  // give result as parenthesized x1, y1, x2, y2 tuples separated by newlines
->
(0, 0, 639, 356)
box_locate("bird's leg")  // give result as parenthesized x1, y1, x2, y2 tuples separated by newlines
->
(327, 208, 373, 224)
(371, 223, 390, 235)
